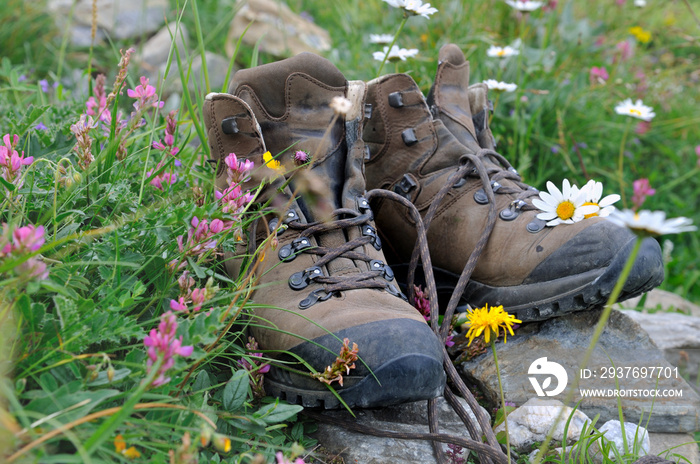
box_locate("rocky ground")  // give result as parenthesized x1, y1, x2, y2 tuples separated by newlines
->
(312, 289, 700, 463)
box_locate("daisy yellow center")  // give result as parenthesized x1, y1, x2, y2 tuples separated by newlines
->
(629, 109, 642, 116)
(582, 201, 599, 219)
(556, 200, 575, 220)
(497, 50, 506, 56)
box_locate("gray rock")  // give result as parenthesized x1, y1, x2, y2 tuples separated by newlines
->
(226, 0, 331, 58)
(616, 289, 700, 317)
(137, 25, 189, 75)
(493, 398, 592, 453)
(461, 309, 700, 433)
(47, 0, 168, 47)
(311, 396, 491, 464)
(137, 24, 232, 97)
(588, 420, 650, 463)
(622, 310, 700, 385)
(649, 433, 700, 464)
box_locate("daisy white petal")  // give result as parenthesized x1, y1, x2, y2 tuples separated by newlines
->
(578, 179, 620, 218)
(536, 211, 558, 221)
(614, 98, 655, 121)
(373, 45, 419, 62)
(607, 209, 696, 236)
(369, 34, 395, 44)
(486, 45, 519, 58)
(534, 179, 595, 226)
(483, 79, 517, 92)
(505, 0, 544, 11)
(599, 194, 621, 208)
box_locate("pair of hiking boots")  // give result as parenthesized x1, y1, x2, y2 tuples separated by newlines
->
(203, 44, 663, 409)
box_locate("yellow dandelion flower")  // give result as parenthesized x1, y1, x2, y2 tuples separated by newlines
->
(122, 447, 141, 459)
(114, 434, 126, 453)
(263, 151, 283, 172)
(213, 434, 232, 453)
(629, 26, 651, 44)
(115, 434, 141, 459)
(464, 304, 521, 346)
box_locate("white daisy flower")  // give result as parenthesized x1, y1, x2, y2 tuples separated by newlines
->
(634, 0, 647, 6)
(483, 80, 518, 92)
(614, 99, 655, 121)
(606, 209, 696, 236)
(370, 34, 395, 44)
(505, 0, 544, 11)
(532, 179, 600, 226)
(373, 45, 419, 62)
(383, 0, 438, 18)
(330, 96, 352, 115)
(578, 180, 621, 218)
(486, 45, 519, 58)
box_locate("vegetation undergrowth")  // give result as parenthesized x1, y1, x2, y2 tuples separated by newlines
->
(1, 0, 699, 462)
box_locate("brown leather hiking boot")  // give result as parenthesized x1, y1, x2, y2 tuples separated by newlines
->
(203, 53, 445, 408)
(362, 44, 664, 322)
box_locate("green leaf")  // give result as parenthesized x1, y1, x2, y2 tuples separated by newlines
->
(492, 405, 516, 428)
(187, 257, 207, 279)
(86, 368, 132, 386)
(255, 400, 303, 425)
(496, 430, 508, 445)
(41, 279, 79, 299)
(227, 417, 266, 436)
(54, 209, 86, 223)
(25, 383, 119, 425)
(222, 370, 249, 411)
(16, 105, 51, 134)
(0, 176, 16, 192)
(192, 370, 212, 392)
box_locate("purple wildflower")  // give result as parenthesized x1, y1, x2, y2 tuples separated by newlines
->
(294, 150, 310, 166)
(0, 223, 49, 280)
(632, 178, 655, 210)
(0, 133, 33, 189)
(143, 311, 194, 387)
(413, 285, 431, 321)
(127, 76, 164, 112)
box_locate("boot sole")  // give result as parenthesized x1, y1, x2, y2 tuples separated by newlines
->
(392, 236, 664, 322)
(265, 353, 445, 409)
(262, 319, 446, 409)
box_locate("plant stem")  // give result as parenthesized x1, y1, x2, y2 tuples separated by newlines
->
(532, 237, 643, 464)
(376, 15, 408, 78)
(617, 119, 632, 208)
(491, 339, 511, 464)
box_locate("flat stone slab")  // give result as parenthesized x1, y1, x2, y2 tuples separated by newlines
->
(460, 309, 700, 433)
(311, 396, 491, 464)
(617, 289, 700, 317)
(648, 433, 700, 464)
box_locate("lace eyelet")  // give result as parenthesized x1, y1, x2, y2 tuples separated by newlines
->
(278, 237, 312, 262)
(474, 189, 488, 205)
(362, 225, 382, 250)
(299, 289, 333, 309)
(370, 259, 395, 281)
(289, 266, 323, 290)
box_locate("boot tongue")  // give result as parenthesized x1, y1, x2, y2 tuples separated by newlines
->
(229, 52, 347, 118)
(231, 53, 351, 220)
(426, 44, 482, 153)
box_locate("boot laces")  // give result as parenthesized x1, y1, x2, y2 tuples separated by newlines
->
(257, 204, 403, 307)
(461, 148, 540, 209)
